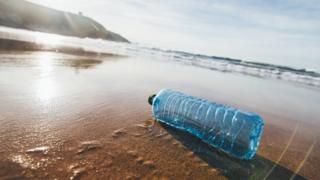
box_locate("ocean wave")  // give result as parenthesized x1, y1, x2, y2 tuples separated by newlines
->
(122, 45, 320, 87)
(1, 26, 319, 88)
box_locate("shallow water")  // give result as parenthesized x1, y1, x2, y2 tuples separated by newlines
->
(0, 51, 319, 179)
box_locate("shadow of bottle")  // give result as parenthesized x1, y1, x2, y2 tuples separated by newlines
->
(159, 122, 306, 180)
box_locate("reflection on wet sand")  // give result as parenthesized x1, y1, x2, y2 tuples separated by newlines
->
(0, 51, 107, 69)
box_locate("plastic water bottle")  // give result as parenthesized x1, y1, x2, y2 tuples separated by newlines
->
(148, 89, 264, 160)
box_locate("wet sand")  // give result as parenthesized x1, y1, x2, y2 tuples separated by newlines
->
(0, 51, 319, 179)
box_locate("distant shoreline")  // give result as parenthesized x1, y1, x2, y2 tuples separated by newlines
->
(0, 38, 119, 57)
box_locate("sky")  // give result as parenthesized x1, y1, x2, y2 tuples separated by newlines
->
(28, 0, 320, 68)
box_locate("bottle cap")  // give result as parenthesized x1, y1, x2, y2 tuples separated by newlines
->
(148, 94, 156, 105)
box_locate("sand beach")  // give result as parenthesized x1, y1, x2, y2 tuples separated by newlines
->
(0, 50, 319, 179)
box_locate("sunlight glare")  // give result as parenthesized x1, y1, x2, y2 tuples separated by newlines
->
(34, 32, 62, 46)
(35, 52, 59, 103)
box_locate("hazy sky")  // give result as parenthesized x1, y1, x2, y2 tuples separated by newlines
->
(28, 0, 320, 68)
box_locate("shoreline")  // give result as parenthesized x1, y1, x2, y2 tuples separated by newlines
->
(0, 38, 120, 57)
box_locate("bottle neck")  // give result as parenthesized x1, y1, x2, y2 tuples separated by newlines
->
(148, 94, 156, 105)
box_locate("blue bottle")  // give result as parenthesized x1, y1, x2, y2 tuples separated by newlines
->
(148, 89, 264, 160)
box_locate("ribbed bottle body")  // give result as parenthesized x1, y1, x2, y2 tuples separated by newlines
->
(151, 89, 264, 160)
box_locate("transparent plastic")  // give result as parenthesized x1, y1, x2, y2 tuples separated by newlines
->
(151, 89, 264, 160)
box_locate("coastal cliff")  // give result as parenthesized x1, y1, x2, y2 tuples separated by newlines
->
(0, 0, 129, 42)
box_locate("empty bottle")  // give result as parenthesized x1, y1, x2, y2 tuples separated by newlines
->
(148, 89, 264, 160)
